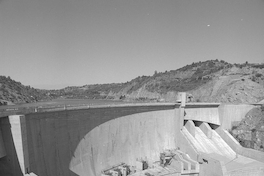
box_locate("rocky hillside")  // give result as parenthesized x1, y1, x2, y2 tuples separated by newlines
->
(1, 60, 264, 104)
(189, 62, 264, 103)
(0, 76, 51, 104)
(48, 60, 264, 103)
(230, 105, 264, 152)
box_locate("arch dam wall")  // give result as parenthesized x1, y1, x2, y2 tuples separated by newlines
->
(0, 103, 260, 176)
(0, 104, 182, 176)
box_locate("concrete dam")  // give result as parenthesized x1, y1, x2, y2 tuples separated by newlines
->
(0, 100, 264, 175)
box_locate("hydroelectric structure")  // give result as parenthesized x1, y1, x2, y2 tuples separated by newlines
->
(0, 94, 264, 176)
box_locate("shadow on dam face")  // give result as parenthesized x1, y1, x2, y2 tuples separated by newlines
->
(0, 117, 23, 176)
(24, 105, 177, 176)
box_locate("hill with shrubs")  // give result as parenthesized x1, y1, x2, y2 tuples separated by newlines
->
(47, 59, 264, 103)
(0, 76, 51, 104)
(1, 59, 264, 104)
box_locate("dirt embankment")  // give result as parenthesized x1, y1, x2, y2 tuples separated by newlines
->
(190, 66, 264, 103)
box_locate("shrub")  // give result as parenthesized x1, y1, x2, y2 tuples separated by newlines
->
(261, 104, 264, 112)
(255, 73, 262, 77)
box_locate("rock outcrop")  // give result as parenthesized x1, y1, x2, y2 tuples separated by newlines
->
(230, 105, 264, 152)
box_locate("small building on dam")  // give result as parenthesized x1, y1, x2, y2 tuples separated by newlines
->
(0, 95, 264, 176)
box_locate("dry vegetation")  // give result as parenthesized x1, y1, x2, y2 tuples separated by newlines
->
(1, 60, 264, 104)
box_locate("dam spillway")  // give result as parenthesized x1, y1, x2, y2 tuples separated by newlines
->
(0, 102, 264, 176)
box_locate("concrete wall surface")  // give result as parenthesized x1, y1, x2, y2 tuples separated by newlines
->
(198, 153, 225, 176)
(8, 115, 29, 174)
(0, 116, 25, 176)
(216, 127, 264, 163)
(184, 107, 220, 125)
(179, 130, 199, 161)
(24, 105, 178, 176)
(218, 104, 255, 130)
(70, 109, 178, 176)
(0, 126, 6, 158)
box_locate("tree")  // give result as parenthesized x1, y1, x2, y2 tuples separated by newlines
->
(261, 104, 264, 112)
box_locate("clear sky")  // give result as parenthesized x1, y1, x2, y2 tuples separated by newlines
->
(1, 0, 264, 89)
